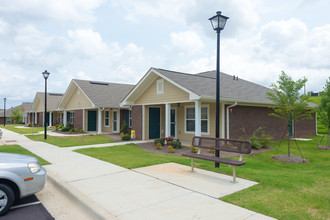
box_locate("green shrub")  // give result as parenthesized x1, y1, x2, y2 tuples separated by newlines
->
(155, 143, 162, 150)
(249, 127, 273, 149)
(61, 126, 71, 132)
(167, 146, 175, 153)
(80, 129, 84, 133)
(73, 128, 78, 133)
(154, 138, 165, 146)
(120, 121, 129, 134)
(169, 140, 181, 149)
(122, 134, 130, 141)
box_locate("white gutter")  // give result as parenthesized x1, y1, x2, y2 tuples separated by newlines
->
(226, 102, 237, 139)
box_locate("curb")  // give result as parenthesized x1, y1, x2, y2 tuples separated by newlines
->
(46, 168, 117, 220)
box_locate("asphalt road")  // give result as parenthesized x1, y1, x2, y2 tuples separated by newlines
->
(1, 195, 54, 220)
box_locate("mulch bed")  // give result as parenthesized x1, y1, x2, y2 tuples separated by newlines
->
(317, 145, 330, 150)
(273, 154, 309, 163)
(136, 142, 274, 158)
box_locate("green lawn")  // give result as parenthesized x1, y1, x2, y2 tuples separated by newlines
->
(0, 144, 50, 166)
(0, 124, 49, 134)
(76, 137, 329, 220)
(308, 96, 328, 134)
(26, 134, 116, 147)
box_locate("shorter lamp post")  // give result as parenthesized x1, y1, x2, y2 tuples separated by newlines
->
(209, 11, 229, 168)
(42, 70, 50, 140)
(3, 98, 6, 126)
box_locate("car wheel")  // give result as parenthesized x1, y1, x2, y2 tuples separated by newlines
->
(0, 184, 15, 216)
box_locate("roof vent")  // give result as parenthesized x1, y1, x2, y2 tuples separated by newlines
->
(233, 75, 235, 80)
(90, 81, 109, 86)
(236, 76, 238, 81)
(49, 93, 63, 96)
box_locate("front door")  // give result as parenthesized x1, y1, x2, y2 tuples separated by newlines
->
(113, 111, 118, 132)
(170, 108, 176, 138)
(149, 107, 160, 139)
(87, 110, 97, 131)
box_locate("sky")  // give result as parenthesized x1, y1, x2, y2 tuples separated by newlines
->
(0, 0, 329, 108)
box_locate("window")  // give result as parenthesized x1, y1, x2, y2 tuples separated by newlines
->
(104, 110, 110, 127)
(113, 111, 118, 132)
(185, 106, 209, 133)
(69, 112, 74, 124)
(57, 113, 61, 124)
(129, 110, 132, 127)
(186, 107, 195, 132)
(201, 107, 208, 133)
(156, 79, 164, 94)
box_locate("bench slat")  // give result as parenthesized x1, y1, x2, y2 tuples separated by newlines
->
(182, 152, 245, 166)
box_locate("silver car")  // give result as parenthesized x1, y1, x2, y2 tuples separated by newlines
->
(0, 153, 46, 216)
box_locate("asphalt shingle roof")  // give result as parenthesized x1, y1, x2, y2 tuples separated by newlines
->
(36, 92, 64, 111)
(155, 68, 274, 104)
(74, 79, 135, 108)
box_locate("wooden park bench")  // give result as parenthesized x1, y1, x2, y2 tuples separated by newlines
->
(182, 136, 252, 183)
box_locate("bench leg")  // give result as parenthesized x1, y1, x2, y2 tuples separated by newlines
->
(232, 166, 237, 183)
(191, 158, 194, 172)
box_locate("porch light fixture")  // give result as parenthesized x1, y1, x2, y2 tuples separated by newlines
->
(42, 70, 50, 140)
(3, 98, 6, 126)
(209, 11, 229, 168)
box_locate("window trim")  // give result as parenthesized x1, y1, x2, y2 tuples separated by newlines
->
(184, 104, 209, 135)
(69, 112, 74, 124)
(104, 110, 110, 127)
(156, 79, 164, 94)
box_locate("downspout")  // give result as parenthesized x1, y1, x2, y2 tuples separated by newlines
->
(226, 102, 237, 139)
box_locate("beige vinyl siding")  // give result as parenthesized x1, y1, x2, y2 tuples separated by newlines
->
(34, 98, 43, 112)
(175, 102, 221, 141)
(65, 87, 93, 109)
(135, 77, 190, 105)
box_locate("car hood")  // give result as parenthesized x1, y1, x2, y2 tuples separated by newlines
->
(0, 153, 39, 163)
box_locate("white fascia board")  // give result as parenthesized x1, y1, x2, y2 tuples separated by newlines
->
(58, 80, 75, 109)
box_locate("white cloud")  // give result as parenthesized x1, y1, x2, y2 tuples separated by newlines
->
(67, 29, 109, 57)
(0, 0, 105, 23)
(169, 31, 205, 56)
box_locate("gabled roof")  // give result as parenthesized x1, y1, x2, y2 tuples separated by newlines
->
(21, 102, 33, 112)
(59, 79, 135, 109)
(121, 67, 275, 105)
(33, 92, 64, 111)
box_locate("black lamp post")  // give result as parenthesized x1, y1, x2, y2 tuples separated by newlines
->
(209, 11, 229, 167)
(3, 98, 6, 126)
(42, 70, 50, 140)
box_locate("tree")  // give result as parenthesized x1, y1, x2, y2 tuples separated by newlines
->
(10, 108, 23, 124)
(319, 77, 330, 146)
(267, 71, 315, 156)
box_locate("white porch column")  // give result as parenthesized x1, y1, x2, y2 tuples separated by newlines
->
(221, 103, 225, 138)
(195, 101, 201, 136)
(49, 111, 52, 126)
(142, 105, 145, 140)
(165, 103, 171, 139)
(98, 108, 102, 134)
(63, 110, 67, 127)
(34, 112, 37, 124)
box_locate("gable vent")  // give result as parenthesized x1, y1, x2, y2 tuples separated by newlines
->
(89, 81, 109, 86)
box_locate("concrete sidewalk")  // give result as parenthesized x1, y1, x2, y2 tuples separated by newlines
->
(0, 128, 275, 220)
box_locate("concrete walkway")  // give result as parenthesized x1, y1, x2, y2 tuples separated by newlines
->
(0, 128, 275, 220)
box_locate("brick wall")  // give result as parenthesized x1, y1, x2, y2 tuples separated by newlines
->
(38, 112, 43, 126)
(132, 105, 142, 140)
(74, 110, 83, 130)
(227, 105, 316, 141)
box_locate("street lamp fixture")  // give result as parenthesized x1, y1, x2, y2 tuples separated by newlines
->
(42, 70, 50, 140)
(3, 98, 6, 126)
(209, 11, 229, 168)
